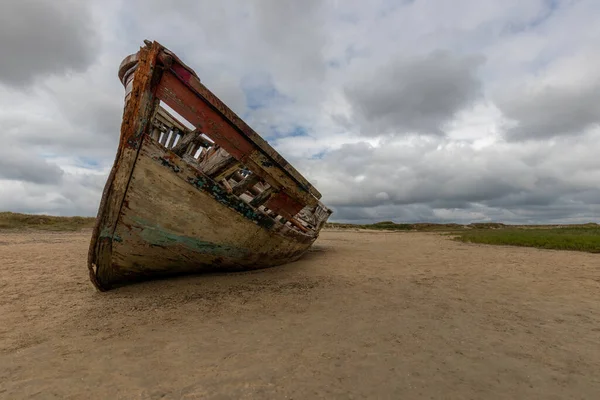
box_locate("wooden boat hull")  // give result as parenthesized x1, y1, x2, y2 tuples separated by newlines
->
(93, 137, 315, 289)
(88, 41, 330, 290)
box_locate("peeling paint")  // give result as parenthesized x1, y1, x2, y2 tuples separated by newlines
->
(158, 156, 181, 173)
(131, 217, 250, 258)
(99, 228, 123, 243)
(185, 174, 275, 229)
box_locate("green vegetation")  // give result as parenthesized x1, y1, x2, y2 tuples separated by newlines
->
(455, 226, 600, 253)
(3, 211, 599, 253)
(0, 212, 96, 231)
(326, 220, 600, 253)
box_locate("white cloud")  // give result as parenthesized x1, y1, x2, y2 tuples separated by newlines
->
(0, 0, 98, 86)
(1, 0, 599, 223)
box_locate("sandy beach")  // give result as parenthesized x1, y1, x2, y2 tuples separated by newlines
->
(1, 229, 599, 399)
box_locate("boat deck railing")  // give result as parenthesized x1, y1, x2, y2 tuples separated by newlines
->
(148, 105, 330, 235)
(118, 42, 331, 236)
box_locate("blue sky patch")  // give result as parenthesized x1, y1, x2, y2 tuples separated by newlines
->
(241, 72, 290, 110)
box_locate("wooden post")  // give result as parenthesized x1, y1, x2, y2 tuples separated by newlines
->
(250, 187, 274, 208)
(232, 173, 261, 196)
(166, 129, 179, 148)
(172, 131, 195, 156)
(230, 171, 244, 183)
(151, 127, 161, 141)
(159, 130, 169, 146)
(221, 178, 233, 194)
(172, 129, 212, 156)
(199, 147, 237, 177)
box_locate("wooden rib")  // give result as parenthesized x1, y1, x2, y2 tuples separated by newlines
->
(172, 131, 195, 155)
(172, 129, 213, 156)
(197, 147, 208, 161)
(289, 217, 309, 233)
(232, 173, 261, 196)
(249, 187, 274, 208)
(166, 130, 178, 148)
(204, 146, 217, 160)
(198, 147, 236, 177)
(154, 106, 189, 133)
(213, 162, 241, 182)
(159, 130, 169, 146)
(229, 171, 243, 183)
(221, 178, 233, 194)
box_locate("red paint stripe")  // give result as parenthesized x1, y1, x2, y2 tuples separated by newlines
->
(156, 72, 253, 159)
(265, 192, 304, 217)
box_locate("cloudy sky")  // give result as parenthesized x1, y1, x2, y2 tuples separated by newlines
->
(1, 0, 599, 224)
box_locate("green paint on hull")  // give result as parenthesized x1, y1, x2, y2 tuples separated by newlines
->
(131, 217, 251, 259)
(99, 227, 122, 242)
(154, 155, 275, 230)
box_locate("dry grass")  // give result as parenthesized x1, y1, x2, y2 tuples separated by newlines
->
(0, 212, 95, 231)
(325, 221, 467, 232)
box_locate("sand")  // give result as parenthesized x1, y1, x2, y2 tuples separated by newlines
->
(1, 229, 599, 399)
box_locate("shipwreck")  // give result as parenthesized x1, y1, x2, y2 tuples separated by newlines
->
(88, 40, 332, 291)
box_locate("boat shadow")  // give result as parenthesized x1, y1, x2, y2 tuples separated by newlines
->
(78, 244, 334, 323)
(100, 243, 331, 298)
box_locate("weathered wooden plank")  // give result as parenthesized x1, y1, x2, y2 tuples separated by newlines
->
(265, 191, 305, 217)
(172, 129, 212, 156)
(232, 173, 261, 196)
(171, 131, 195, 156)
(288, 217, 309, 233)
(197, 147, 208, 161)
(250, 187, 275, 208)
(230, 171, 244, 183)
(159, 130, 169, 146)
(154, 105, 190, 133)
(198, 147, 237, 177)
(213, 162, 241, 182)
(151, 127, 161, 141)
(221, 178, 233, 194)
(245, 150, 319, 208)
(166, 130, 178, 148)
(314, 202, 333, 230)
(157, 72, 253, 159)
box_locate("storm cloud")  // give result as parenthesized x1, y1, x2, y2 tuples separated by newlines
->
(0, 0, 97, 87)
(0, 0, 599, 224)
(498, 76, 600, 141)
(0, 145, 64, 184)
(345, 51, 484, 136)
